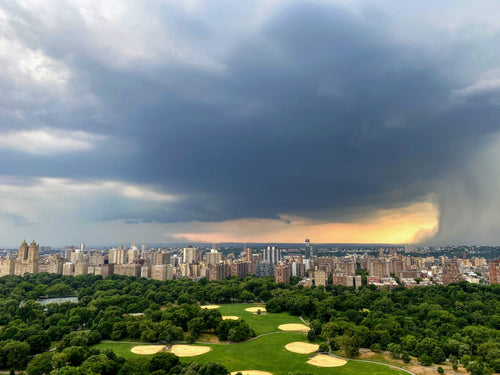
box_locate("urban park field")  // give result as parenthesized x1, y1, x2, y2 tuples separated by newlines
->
(94, 303, 410, 375)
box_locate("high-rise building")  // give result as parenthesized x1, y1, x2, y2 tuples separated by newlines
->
(14, 240, 39, 275)
(128, 248, 140, 263)
(209, 263, 231, 281)
(156, 252, 171, 265)
(109, 246, 128, 264)
(291, 262, 306, 277)
(183, 246, 198, 264)
(205, 249, 222, 265)
(275, 263, 291, 284)
(255, 262, 274, 277)
(442, 260, 463, 285)
(368, 258, 391, 277)
(262, 246, 281, 264)
(74, 262, 88, 276)
(246, 248, 253, 262)
(314, 270, 327, 286)
(305, 239, 311, 259)
(152, 264, 174, 281)
(489, 259, 500, 284)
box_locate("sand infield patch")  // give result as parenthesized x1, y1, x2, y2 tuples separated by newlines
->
(168, 345, 211, 357)
(245, 307, 267, 313)
(130, 345, 166, 355)
(222, 316, 240, 320)
(278, 323, 309, 331)
(230, 371, 272, 375)
(285, 342, 319, 354)
(200, 305, 220, 309)
(307, 354, 347, 367)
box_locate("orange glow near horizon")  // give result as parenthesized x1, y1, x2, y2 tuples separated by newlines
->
(172, 201, 439, 244)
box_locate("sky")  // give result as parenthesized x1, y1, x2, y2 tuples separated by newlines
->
(1, 0, 500, 247)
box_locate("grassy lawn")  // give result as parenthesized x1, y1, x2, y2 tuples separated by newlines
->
(217, 303, 304, 335)
(95, 333, 407, 375)
(94, 305, 409, 375)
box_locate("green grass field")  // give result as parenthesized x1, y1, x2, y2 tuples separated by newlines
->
(95, 334, 407, 375)
(217, 304, 304, 335)
(94, 304, 409, 375)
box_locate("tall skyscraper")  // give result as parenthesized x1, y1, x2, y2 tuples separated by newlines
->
(305, 239, 311, 259)
(246, 248, 253, 262)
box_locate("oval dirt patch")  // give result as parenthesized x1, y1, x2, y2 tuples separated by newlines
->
(307, 354, 347, 367)
(200, 305, 220, 309)
(169, 345, 211, 357)
(244, 307, 267, 313)
(130, 345, 166, 355)
(285, 342, 319, 354)
(278, 323, 309, 331)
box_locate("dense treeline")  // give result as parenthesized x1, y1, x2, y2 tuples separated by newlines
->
(0, 273, 498, 374)
(266, 283, 500, 374)
(0, 273, 266, 372)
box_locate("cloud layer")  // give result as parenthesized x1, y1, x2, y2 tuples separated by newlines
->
(1, 0, 500, 245)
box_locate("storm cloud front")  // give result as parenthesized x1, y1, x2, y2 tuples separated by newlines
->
(1, 1, 500, 245)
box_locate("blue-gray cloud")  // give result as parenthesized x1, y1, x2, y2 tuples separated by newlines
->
(1, 1, 500, 244)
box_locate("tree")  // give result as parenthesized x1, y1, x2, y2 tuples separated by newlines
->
(432, 347, 446, 364)
(27, 330, 51, 354)
(402, 352, 411, 364)
(437, 367, 444, 374)
(197, 362, 229, 375)
(79, 354, 120, 375)
(401, 335, 418, 353)
(118, 357, 150, 375)
(387, 343, 402, 359)
(307, 329, 316, 342)
(50, 367, 82, 375)
(25, 352, 54, 375)
(46, 283, 74, 297)
(2, 341, 30, 369)
(467, 361, 487, 375)
(415, 338, 437, 357)
(318, 343, 330, 353)
(336, 333, 361, 358)
(62, 346, 89, 367)
(188, 317, 206, 338)
(111, 321, 127, 341)
(149, 352, 179, 373)
(418, 354, 433, 366)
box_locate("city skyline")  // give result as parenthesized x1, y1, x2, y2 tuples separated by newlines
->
(2, 1, 500, 246)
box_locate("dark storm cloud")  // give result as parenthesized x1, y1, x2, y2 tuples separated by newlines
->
(107, 3, 500, 223)
(2, 1, 500, 242)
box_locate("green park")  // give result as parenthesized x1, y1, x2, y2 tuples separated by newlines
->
(94, 303, 410, 375)
(1, 274, 497, 375)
